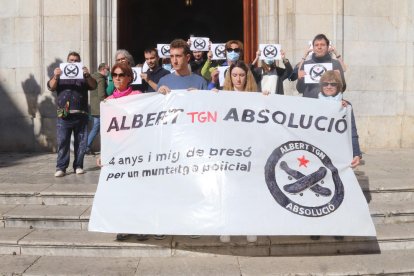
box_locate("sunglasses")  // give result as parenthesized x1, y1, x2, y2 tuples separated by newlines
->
(321, 82, 339, 87)
(226, 48, 241, 53)
(112, 73, 126, 78)
(116, 57, 127, 62)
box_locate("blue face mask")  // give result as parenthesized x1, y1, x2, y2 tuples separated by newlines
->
(162, 64, 172, 72)
(264, 58, 275, 65)
(318, 92, 343, 101)
(227, 51, 240, 62)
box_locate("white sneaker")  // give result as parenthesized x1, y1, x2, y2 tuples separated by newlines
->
(220, 235, 230, 243)
(75, 168, 85, 174)
(54, 170, 65, 177)
(247, 235, 257, 243)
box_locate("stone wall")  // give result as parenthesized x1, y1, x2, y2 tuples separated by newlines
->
(258, 0, 414, 149)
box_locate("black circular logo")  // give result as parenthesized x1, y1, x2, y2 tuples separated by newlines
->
(161, 45, 170, 56)
(264, 141, 344, 217)
(133, 69, 138, 83)
(214, 45, 226, 59)
(64, 64, 79, 78)
(309, 64, 328, 81)
(263, 45, 278, 58)
(194, 39, 206, 50)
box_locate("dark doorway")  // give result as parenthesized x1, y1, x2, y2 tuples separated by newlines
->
(118, 0, 244, 64)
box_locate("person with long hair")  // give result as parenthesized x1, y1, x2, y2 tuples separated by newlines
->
(222, 60, 258, 92)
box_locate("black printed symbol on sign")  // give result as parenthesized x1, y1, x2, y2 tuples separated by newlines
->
(133, 69, 138, 83)
(214, 45, 226, 58)
(309, 64, 327, 81)
(264, 141, 344, 217)
(161, 45, 170, 56)
(263, 45, 278, 58)
(64, 64, 79, 78)
(194, 39, 206, 50)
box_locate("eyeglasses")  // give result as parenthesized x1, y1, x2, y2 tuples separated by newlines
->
(112, 73, 126, 78)
(226, 48, 241, 53)
(116, 57, 127, 62)
(321, 82, 339, 87)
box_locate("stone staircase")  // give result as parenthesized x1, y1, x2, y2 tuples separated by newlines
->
(1, 150, 414, 275)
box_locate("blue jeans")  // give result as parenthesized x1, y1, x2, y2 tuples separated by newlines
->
(86, 116, 100, 150)
(56, 114, 88, 171)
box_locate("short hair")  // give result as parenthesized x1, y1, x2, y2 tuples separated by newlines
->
(144, 47, 158, 57)
(67, 51, 81, 62)
(319, 70, 343, 92)
(111, 62, 134, 85)
(312, 34, 330, 46)
(98, 63, 107, 71)
(223, 60, 258, 92)
(115, 49, 135, 66)
(225, 40, 244, 51)
(170, 39, 191, 56)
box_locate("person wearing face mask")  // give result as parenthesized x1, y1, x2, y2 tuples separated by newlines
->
(85, 63, 109, 155)
(296, 34, 346, 98)
(319, 70, 361, 168)
(250, 49, 293, 95)
(201, 40, 244, 89)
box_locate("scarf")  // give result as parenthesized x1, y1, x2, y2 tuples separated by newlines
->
(111, 86, 133, 99)
(318, 91, 343, 101)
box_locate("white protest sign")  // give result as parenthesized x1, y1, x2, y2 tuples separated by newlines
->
(218, 66, 229, 87)
(89, 91, 376, 237)
(304, 63, 333, 84)
(190, 37, 209, 52)
(259, 44, 281, 60)
(211, 43, 226, 60)
(131, 67, 142, 85)
(59, 63, 83, 79)
(157, 44, 170, 58)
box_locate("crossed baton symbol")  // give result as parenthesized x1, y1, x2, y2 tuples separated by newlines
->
(215, 45, 226, 58)
(280, 161, 332, 197)
(64, 64, 79, 78)
(310, 65, 327, 80)
(263, 45, 277, 58)
(194, 39, 206, 50)
(161, 45, 170, 56)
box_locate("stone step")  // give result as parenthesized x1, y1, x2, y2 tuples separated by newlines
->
(1, 176, 412, 206)
(0, 183, 96, 205)
(2, 201, 413, 230)
(0, 222, 413, 258)
(1, 205, 90, 229)
(2, 249, 414, 275)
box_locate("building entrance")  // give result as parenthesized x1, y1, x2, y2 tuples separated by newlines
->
(118, 0, 244, 64)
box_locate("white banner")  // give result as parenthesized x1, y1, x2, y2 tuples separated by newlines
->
(89, 91, 376, 237)
(131, 67, 142, 85)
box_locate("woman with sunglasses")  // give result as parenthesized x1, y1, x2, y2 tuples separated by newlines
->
(106, 63, 142, 100)
(202, 40, 244, 89)
(319, 70, 361, 168)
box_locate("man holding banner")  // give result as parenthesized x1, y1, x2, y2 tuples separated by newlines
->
(296, 34, 346, 98)
(157, 39, 207, 93)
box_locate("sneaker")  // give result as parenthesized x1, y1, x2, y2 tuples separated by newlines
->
(220, 235, 231, 243)
(54, 170, 65, 177)
(154, 235, 166, 240)
(75, 168, 85, 174)
(246, 235, 257, 243)
(136, 234, 149, 241)
(116, 233, 131, 241)
(190, 235, 201, 239)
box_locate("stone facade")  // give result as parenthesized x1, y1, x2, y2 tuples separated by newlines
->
(0, 0, 412, 151)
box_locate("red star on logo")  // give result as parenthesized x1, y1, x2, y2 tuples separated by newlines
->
(297, 155, 309, 167)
